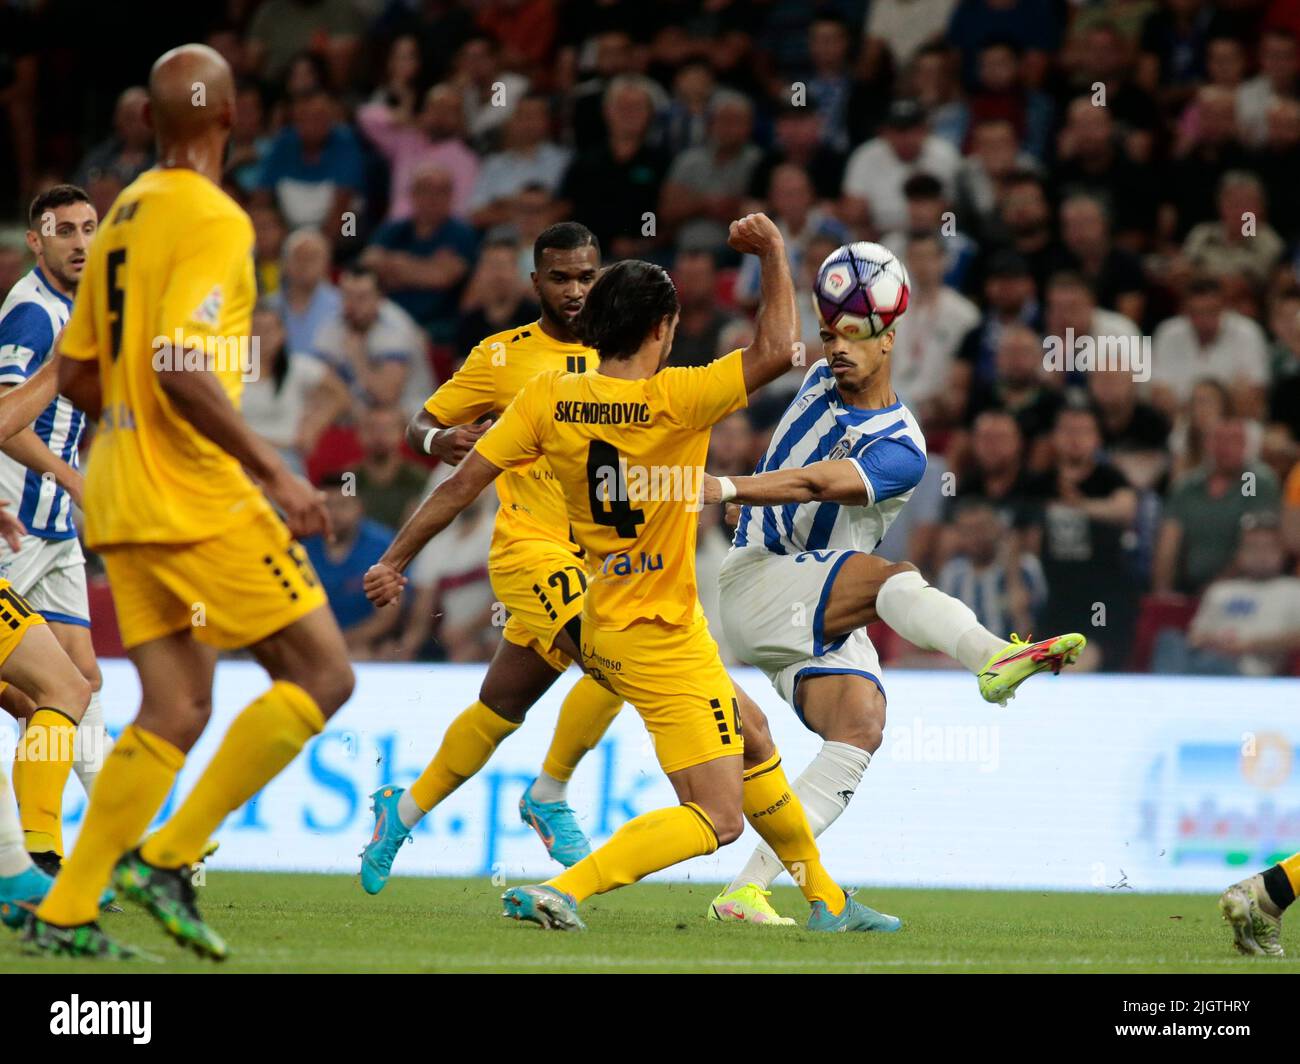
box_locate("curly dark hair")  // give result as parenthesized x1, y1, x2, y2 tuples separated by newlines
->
(573, 259, 679, 361)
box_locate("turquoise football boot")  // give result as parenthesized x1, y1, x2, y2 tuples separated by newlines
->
(501, 884, 586, 930)
(807, 893, 903, 933)
(519, 781, 592, 867)
(0, 865, 54, 930)
(360, 785, 412, 895)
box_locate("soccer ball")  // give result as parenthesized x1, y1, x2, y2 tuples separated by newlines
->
(813, 242, 911, 341)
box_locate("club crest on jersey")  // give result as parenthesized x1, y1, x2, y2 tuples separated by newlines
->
(191, 285, 223, 327)
(827, 437, 853, 461)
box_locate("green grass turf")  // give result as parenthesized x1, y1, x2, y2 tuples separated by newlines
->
(3, 872, 1297, 973)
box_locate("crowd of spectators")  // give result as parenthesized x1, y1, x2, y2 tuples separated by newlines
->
(3, 0, 1300, 674)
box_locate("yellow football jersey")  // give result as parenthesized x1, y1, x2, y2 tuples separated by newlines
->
(60, 167, 267, 548)
(425, 321, 593, 559)
(475, 349, 748, 630)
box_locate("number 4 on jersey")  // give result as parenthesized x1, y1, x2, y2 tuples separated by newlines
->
(586, 440, 644, 538)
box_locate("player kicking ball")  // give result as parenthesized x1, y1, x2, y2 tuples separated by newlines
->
(700, 242, 1085, 925)
(367, 214, 898, 932)
(1219, 852, 1299, 956)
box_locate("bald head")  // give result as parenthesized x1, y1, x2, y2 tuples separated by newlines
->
(148, 43, 235, 144)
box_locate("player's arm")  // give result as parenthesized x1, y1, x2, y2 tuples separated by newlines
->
(0, 390, 83, 505)
(729, 213, 799, 395)
(365, 451, 503, 605)
(705, 436, 926, 508)
(155, 360, 328, 538)
(0, 359, 61, 442)
(405, 340, 499, 462)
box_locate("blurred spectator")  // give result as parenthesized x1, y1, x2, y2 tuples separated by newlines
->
(948, 0, 1060, 89)
(1026, 405, 1139, 671)
(735, 164, 849, 313)
(889, 232, 979, 426)
(882, 172, 978, 290)
(1169, 377, 1234, 481)
(966, 40, 1054, 162)
(1041, 271, 1142, 384)
(255, 89, 364, 235)
(668, 250, 738, 367)
(559, 76, 669, 259)
(246, 0, 363, 86)
(986, 170, 1060, 293)
(1268, 287, 1300, 447)
(1237, 28, 1299, 148)
(567, 29, 640, 149)
(1167, 85, 1250, 238)
(478, 0, 559, 75)
(1182, 171, 1285, 292)
(268, 227, 340, 357)
(451, 35, 529, 149)
(801, 12, 859, 154)
(843, 98, 961, 235)
(749, 101, 848, 205)
(660, 90, 761, 254)
(965, 322, 1063, 467)
(664, 60, 716, 156)
(251, 201, 288, 295)
(358, 83, 480, 221)
(227, 81, 271, 197)
(864, 0, 959, 82)
(457, 236, 541, 354)
(313, 264, 431, 414)
(352, 402, 431, 531)
(1153, 517, 1300, 675)
(906, 42, 968, 150)
(304, 472, 400, 659)
(955, 248, 1041, 393)
(242, 299, 350, 475)
(468, 94, 570, 229)
(1155, 418, 1282, 595)
(947, 409, 1041, 534)
(1088, 366, 1172, 491)
(1051, 194, 1147, 327)
(397, 487, 498, 662)
(1248, 98, 1300, 242)
(953, 117, 1039, 242)
(938, 499, 1047, 636)
(363, 165, 478, 348)
(74, 87, 154, 217)
(1149, 277, 1269, 416)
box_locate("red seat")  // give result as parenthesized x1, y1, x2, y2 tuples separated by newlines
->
(87, 574, 125, 658)
(1129, 593, 1199, 672)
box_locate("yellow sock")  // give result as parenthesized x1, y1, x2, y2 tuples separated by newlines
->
(16, 707, 79, 857)
(407, 700, 520, 813)
(547, 802, 718, 903)
(742, 751, 846, 913)
(140, 681, 324, 868)
(540, 677, 622, 782)
(36, 725, 183, 926)
(1282, 852, 1300, 896)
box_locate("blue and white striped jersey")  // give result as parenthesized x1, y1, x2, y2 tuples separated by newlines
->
(0, 267, 85, 539)
(732, 360, 927, 555)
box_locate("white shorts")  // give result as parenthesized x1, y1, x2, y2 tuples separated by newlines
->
(718, 545, 884, 725)
(0, 532, 90, 627)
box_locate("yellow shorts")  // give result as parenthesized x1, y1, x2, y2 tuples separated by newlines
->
(491, 539, 589, 673)
(100, 509, 327, 651)
(0, 579, 45, 670)
(581, 613, 742, 774)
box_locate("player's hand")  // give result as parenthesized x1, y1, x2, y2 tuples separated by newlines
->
(0, 499, 25, 552)
(267, 468, 331, 541)
(728, 212, 783, 257)
(701, 472, 724, 505)
(429, 420, 493, 464)
(364, 561, 407, 608)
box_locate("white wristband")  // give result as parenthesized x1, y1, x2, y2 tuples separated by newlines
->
(422, 426, 439, 455)
(716, 476, 737, 503)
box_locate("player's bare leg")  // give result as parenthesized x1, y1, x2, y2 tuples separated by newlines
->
(713, 673, 887, 926)
(2, 623, 92, 867)
(825, 554, 1085, 705)
(362, 637, 566, 893)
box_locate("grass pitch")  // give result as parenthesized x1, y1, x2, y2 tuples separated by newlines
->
(2, 871, 1296, 973)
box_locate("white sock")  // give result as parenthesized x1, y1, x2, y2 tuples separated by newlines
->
(72, 689, 111, 797)
(528, 771, 567, 804)
(397, 790, 426, 829)
(0, 767, 31, 877)
(875, 569, 1006, 673)
(727, 741, 873, 893)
